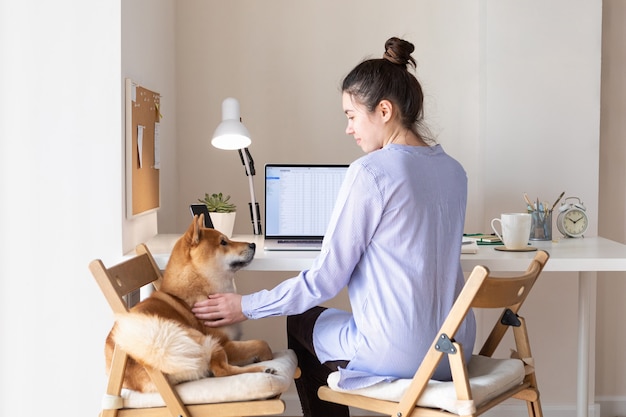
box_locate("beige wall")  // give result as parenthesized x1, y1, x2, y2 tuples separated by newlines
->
(597, 0, 626, 411)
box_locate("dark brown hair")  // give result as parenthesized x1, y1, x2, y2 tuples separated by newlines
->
(342, 37, 428, 139)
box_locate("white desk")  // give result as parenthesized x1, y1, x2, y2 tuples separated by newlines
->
(144, 234, 626, 417)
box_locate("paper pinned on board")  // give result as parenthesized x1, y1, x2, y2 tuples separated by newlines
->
(137, 125, 144, 168)
(154, 122, 161, 169)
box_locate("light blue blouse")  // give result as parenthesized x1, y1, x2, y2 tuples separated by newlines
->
(242, 144, 475, 389)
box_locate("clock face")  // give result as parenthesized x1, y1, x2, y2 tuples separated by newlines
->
(562, 208, 588, 237)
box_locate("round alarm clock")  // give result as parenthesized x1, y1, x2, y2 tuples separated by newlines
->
(556, 197, 589, 238)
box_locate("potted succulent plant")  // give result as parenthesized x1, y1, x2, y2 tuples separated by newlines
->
(198, 192, 237, 237)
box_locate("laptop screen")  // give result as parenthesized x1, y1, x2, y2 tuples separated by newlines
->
(264, 164, 349, 239)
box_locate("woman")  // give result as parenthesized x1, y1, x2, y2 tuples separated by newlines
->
(193, 37, 476, 417)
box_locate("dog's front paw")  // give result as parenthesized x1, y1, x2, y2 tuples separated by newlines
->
(252, 353, 273, 363)
(264, 368, 277, 375)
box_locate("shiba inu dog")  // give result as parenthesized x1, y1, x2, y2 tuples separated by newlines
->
(105, 214, 273, 392)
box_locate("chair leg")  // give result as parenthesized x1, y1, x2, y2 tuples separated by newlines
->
(527, 398, 543, 417)
(511, 318, 543, 417)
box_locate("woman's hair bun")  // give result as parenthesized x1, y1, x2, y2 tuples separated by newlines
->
(383, 37, 416, 68)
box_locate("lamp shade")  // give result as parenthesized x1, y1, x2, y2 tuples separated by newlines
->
(211, 98, 251, 150)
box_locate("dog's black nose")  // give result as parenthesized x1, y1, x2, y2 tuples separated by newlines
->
(249, 242, 256, 250)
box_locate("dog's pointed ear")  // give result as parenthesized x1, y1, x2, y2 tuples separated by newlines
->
(192, 214, 203, 244)
(185, 215, 203, 246)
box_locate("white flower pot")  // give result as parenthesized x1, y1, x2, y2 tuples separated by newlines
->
(209, 212, 236, 238)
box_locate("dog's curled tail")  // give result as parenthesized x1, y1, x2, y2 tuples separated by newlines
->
(112, 313, 219, 377)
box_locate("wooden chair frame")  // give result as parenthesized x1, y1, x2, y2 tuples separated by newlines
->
(318, 250, 550, 417)
(90, 244, 288, 417)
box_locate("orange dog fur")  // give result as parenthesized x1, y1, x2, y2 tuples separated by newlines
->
(105, 214, 274, 392)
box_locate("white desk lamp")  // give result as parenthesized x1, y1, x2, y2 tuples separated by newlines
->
(211, 97, 262, 235)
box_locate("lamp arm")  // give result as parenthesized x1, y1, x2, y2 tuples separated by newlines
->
(238, 148, 256, 176)
(240, 148, 261, 235)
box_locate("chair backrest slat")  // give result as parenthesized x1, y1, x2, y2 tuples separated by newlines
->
(472, 273, 537, 309)
(471, 252, 548, 310)
(476, 251, 549, 358)
(90, 253, 160, 315)
(108, 254, 159, 296)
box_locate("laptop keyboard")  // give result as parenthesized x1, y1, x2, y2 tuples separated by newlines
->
(277, 239, 322, 244)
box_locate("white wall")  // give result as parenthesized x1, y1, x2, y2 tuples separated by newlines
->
(0, 1, 122, 416)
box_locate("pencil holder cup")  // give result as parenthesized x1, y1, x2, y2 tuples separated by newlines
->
(530, 210, 552, 241)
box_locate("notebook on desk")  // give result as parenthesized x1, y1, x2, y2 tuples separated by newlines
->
(264, 164, 349, 251)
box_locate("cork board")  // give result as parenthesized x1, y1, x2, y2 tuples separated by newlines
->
(125, 78, 161, 218)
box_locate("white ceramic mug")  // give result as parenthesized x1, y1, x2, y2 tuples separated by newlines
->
(490, 213, 532, 249)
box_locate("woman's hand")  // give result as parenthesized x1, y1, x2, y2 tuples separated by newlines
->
(192, 293, 247, 327)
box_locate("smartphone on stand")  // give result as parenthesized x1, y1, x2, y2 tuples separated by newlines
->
(189, 204, 214, 228)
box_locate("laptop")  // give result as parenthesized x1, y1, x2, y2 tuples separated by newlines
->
(264, 164, 349, 251)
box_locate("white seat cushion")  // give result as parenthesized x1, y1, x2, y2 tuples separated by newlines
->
(326, 355, 525, 414)
(118, 349, 297, 409)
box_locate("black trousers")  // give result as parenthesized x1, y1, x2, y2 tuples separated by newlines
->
(287, 307, 350, 417)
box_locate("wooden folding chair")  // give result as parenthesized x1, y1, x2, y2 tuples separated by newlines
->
(319, 250, 549, 417)
(90, 243, 298, 417)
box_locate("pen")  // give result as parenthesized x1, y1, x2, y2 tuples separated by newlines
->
(523, 193, 534, 210)
(550, 191, 565, 212)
